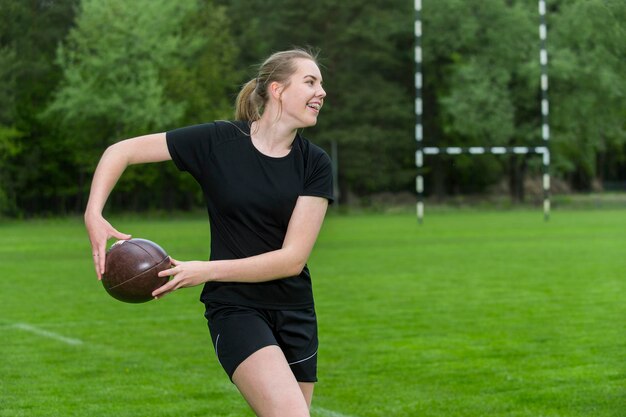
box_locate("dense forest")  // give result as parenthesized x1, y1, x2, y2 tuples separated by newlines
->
(0, 0, 624, 216)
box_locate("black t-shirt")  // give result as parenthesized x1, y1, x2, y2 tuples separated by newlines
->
(166, 120, 333, 309)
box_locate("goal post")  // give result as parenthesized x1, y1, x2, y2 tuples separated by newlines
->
(414, 0, 551, 223)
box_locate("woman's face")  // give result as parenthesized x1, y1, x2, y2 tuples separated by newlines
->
(277, 58, 326, 128)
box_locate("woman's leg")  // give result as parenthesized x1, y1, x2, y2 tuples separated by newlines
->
(232, 345, 311, 417)
(298, 382, 314, 408)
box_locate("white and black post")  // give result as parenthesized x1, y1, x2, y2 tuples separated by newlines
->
(414, 0, 424, 224)
(539, 0, 551, 221)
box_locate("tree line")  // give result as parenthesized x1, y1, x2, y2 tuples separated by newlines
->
(0, 0, 624, 216)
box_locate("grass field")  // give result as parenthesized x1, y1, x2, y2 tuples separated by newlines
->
(1, 209, 624, 417)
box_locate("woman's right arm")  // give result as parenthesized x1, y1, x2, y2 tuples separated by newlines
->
(85, 132, 171, 279)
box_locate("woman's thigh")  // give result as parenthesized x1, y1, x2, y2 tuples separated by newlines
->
(233, 345, 311, 417)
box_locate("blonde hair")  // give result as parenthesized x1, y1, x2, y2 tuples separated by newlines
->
(235, 48, 319, 122)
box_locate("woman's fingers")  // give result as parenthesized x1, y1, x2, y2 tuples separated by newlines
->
(102, 231, 131, 275)
(158, 264, 177, 278)
(152, 259, 206, 299)
(89, 225, 131, 280)
(91, 240, 107, 280)
(152, 278, 179, 298)
(92, 252, 102, 279)
(111, 230, 132, 241)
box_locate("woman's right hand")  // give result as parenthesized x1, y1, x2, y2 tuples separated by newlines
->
(85, 213, 131, 280)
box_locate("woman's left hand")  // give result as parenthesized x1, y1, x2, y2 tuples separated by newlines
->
(152, 258, 210, 299)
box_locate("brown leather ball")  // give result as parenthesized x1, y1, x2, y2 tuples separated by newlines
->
(102, 238, 170, 303)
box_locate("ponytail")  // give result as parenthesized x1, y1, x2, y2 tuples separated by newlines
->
(235, 79, 263, 122)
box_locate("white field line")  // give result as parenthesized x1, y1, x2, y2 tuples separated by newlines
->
(12, 322, 83, 346)
(15, 314, 199, 328)
(313, 406, 359, 417)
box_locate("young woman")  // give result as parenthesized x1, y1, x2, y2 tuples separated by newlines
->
(85, 49, 332, 417)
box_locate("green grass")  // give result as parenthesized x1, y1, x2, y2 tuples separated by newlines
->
(1, 210, 624, 416)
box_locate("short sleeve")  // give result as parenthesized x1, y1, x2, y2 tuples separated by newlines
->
(166, 123, 216, 182)
(302, 150, 334, 203)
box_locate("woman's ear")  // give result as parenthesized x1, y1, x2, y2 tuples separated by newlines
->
(269, 81, 284, 100)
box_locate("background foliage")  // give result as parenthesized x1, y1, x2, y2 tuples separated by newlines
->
(0, 0, 624, 216)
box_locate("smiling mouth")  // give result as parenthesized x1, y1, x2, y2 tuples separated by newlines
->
(307, 103, 321, 111)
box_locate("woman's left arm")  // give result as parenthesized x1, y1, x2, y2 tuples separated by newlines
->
(152, 196, 329, 298)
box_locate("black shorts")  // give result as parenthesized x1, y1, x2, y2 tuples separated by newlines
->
(204, 302, 318, 382)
